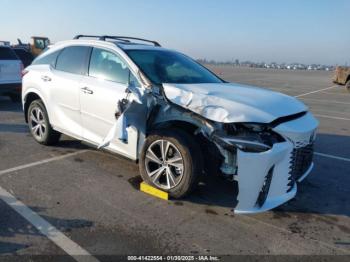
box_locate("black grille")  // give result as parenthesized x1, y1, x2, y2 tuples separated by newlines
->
(287, 143, 314, 192)
(256, 167, 274, 207)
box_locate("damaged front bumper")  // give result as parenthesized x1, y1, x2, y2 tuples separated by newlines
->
(235, 141, 306, 214)
(214, 112, 318, 214)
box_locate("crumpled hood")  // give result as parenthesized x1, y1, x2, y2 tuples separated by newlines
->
(163, 83, 308, 123)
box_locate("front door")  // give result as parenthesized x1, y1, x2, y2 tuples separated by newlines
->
(80, 47, 141, 159)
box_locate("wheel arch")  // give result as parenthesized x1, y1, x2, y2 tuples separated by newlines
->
(147, 117, 224, 178)
(23, 90, 46, 123)
(145, 109, 217, 155)
(150, 119, 200, 136)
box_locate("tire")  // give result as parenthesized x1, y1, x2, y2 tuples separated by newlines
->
(139, 129, 203, 199)
(27, 99, 61, 145)
(9, 93, 21, 103)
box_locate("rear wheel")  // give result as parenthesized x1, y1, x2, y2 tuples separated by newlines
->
(139, 129, 202, 199)
(27, 99, 61, 145)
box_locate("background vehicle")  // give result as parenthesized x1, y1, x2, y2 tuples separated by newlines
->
(0, 41, 10, 46)
(13, 47, 34, 67)
(0, 46, 22, 102)
(333, 66, 350, 91)
(15, 36, 50, 57)
(30, 36, 50, 56)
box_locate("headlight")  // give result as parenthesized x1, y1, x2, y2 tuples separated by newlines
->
(217, 136, 271, 152)
(215, 123, 285, 153)
(213, 134, 271, 153)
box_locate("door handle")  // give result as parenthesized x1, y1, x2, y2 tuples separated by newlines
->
(81, 87, 94, 95)
(41, 75, 51, 82)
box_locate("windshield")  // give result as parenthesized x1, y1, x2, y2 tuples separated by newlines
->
(125, 49, 223, 85)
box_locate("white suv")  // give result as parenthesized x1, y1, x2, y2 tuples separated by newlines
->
(0, 45, 23, 102)
(22, 35, 318, 213)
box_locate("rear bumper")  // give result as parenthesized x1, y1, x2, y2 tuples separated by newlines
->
(0, 83, 22, 95)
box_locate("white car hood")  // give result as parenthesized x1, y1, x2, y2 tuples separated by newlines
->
(163, 83, 308, 123)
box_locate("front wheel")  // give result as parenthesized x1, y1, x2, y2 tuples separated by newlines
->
(27, 99, 61, 145)
(139, 129, 202, 199)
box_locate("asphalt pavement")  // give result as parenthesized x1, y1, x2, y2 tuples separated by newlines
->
(0, 67, 349, 261)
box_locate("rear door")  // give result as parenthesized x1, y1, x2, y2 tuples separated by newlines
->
(49, 46, 91, 138)
(0, 47, 21, 84)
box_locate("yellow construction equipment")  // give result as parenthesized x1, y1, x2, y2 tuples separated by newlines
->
(15, 36, 51, 57)
(30, 36, 50, 56)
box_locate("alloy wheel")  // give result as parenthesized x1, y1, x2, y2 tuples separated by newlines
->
(145, 139, 184, 190)
(29, 106, 47, 140)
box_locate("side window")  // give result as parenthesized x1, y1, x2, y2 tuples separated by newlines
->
(56, 46, 90, 75)
(89, 48, 131, 85)
(32, 49, 60, 67)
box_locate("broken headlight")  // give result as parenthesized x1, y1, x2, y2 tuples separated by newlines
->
(213, 135, 271, 153)
(213, 123, 285, 153)
(241, 123, 267, 132)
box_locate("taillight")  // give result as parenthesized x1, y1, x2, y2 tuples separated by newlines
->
(21, 70, 28, 78)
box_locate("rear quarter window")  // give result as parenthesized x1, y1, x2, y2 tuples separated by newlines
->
(0, 47, 18, 60)
(55, 46, 90, 75)
(32, 49, 61, 67)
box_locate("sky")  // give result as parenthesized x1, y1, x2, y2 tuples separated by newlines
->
(1, 0, 349, 65)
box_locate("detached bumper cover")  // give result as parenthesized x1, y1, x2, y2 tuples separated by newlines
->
(233, 112, 318, 214)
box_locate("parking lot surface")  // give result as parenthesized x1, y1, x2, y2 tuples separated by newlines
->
(0, 67, 349, 260)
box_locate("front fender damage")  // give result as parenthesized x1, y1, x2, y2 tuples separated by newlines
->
(97, 84, 216, 154)
(97, 83, 302, 214)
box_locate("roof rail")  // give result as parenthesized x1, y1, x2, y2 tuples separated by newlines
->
(73, 35, 101, 40)
(73, 35, 161, 47)
(100, 36, 161, 47)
